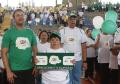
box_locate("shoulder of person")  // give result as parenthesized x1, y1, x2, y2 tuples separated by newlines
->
(77, 28, 86, 34)
(3, 28, 14, 35)
(59, 27, 67, 32)
(25, 28, 35, 33)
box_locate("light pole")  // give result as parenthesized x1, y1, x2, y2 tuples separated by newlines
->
(76, 0, 77, 10)
(7, 0, 8, 7)
(56, 0, 57, 6)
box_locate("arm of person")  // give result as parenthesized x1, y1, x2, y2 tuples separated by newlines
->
(2, 48, 16, 83)
(32, 45, 38, 76)
(32, 45, 38, 64)
(31, 31, 38, 64)
(1, 48, 10, 72)
(80, 29, 87, 70)
(81, 42, 87, 70)
(112, 44, 120, 50)
(31, 32, 38, 75)
(94, 34, 100, 48)
(1, 30, 17, 83)
(86, 44, 95, 48)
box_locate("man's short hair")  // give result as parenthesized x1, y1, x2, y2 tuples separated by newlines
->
(13, 9, 24, 18)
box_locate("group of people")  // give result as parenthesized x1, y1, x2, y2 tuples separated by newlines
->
(84, 27, 120, 84)
(0, 8, 87, 84)
(0, 8, 120, 84)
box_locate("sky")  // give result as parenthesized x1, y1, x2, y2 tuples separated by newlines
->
(0, 0, 120, 7)
(0, 0, 62, 7)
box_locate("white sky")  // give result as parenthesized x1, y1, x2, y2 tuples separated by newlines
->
(0, 0, 120, 7)
(0, 0, 62, 7)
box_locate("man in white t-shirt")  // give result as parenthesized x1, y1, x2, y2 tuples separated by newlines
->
(59, 13, 87, 84)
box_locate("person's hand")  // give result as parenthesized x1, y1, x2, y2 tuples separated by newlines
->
(83, 62, 87, 70)
(32, 68, 38, 77)
(111, 49, 119, 56)
(7, 70, 17, 84)
(97, 34, 100, 40)
(70, 59, 76, 64)
(33, 56, 39, 64)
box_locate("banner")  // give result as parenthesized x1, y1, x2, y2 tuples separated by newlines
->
(36, 53, 74, 70)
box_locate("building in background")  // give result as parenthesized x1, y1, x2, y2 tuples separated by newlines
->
(63, 0, 99, 9)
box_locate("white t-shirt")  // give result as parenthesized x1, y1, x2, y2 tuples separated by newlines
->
(31, 13, 35, 20)
(42, 48, 69, 84)
(97, 34, 113, 63)
(37, 42, 50, 52)
(60, 27, 87, 61)
(109, 53, 118, 69)
(114, 28, 120, 44)
(117, 53, 120, 65)
(0, 36, 4, 72)
(59, 11, 63, 17)
(114, 28, 120, 65)
(40, 13, 44, 19)
(86, 37, 95, 58)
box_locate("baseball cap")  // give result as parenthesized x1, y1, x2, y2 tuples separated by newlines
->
(50, 32, 61, 40)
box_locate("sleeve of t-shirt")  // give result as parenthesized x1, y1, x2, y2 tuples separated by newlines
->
(80, 29, 87, 43)
(31, 31, 37, 46)
(2, 31, 11, 48)
(0, 37, 3, 50)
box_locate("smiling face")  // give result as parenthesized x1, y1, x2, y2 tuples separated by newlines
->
(50, 37, 61, 49)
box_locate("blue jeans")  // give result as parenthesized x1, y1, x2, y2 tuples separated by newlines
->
(69, 60, 82, 84)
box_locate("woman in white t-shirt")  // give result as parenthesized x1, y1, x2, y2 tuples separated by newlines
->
(37, 30, 50, 52)
(96, 33, 113, 84)
(41, 32, 71, 84)
(84, 28, 96, 82)
(36, 30, 50, 84)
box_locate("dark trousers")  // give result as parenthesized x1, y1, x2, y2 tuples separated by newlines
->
(119, 65, 120, 84)
(99, 63, 110, 84)
(0, 71, 8, 84)
(13, 69, 35, 84)
(109, 69, 119, 84)
(36, 74, 42, 84)
(85, 57, 95, 78)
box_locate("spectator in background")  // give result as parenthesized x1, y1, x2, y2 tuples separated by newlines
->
(0, 12, 3, 27)
(85, 28, 97, 84)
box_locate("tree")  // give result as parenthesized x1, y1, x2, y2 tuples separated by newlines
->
(62, 0, 68, 5)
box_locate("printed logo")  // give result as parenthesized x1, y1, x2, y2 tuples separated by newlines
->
(16, 37, 30, 50)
